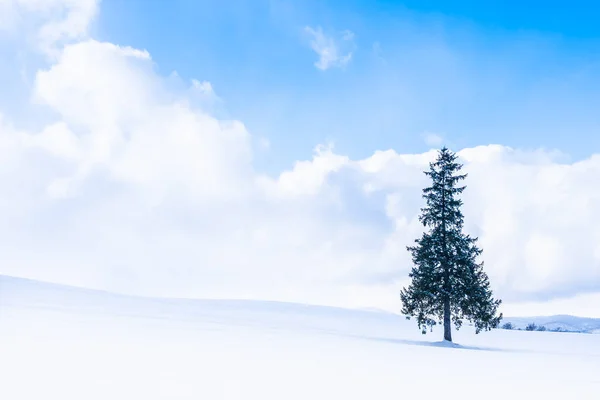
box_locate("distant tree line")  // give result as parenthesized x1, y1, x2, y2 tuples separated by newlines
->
(501, 322, 571, 333)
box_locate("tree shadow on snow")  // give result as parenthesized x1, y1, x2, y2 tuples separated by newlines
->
(347, 334, 508, 352)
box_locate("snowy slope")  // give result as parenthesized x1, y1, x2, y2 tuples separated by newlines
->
(1, 275, 599, 399)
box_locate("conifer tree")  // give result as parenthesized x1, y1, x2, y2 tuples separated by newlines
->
(400, 147, 502, 342)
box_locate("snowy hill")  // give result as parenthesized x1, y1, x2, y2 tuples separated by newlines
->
(502, 315, 600, 333)
(1, 275, 599, 399)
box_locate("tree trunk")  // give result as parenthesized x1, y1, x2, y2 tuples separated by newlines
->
(440, 171, 452, 343)
(443, 297, 452, 342)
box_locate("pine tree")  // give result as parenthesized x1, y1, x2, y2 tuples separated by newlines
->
(400, 147, 502, 342)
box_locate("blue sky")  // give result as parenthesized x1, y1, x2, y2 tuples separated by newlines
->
(93, 0, 600, 172)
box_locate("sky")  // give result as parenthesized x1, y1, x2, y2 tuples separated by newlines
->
(0, 0, 599, 317)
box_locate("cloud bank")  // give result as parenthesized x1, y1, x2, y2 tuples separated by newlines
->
(1, 0, 599, 315)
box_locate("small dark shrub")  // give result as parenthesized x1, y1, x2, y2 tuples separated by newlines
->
(525, 323, 538, 331)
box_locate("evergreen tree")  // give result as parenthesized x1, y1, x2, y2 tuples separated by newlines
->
(400, 147, 502, 342)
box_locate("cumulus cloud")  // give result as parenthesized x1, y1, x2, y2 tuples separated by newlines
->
(304, 26, 355, 70)
(1, 3, 599, 316)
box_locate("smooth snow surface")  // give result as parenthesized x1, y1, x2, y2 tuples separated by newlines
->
(1, 276, 599, 399)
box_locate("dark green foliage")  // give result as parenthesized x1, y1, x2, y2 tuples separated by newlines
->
(536, 325, 547, 332)
(425, 318, 437, 332)
(400, 147, 502, 342)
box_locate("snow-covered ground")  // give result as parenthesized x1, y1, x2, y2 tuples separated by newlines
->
(1, 276, 599, 399)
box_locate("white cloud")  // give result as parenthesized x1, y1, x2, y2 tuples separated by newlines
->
(0, 0, 98, 55)
(422, 132, 444, 147)
(32, 39, 252, 202)
(304, 26, 355, 70)
(1, 4, 600, 316)
(191, 79, 214, 95)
